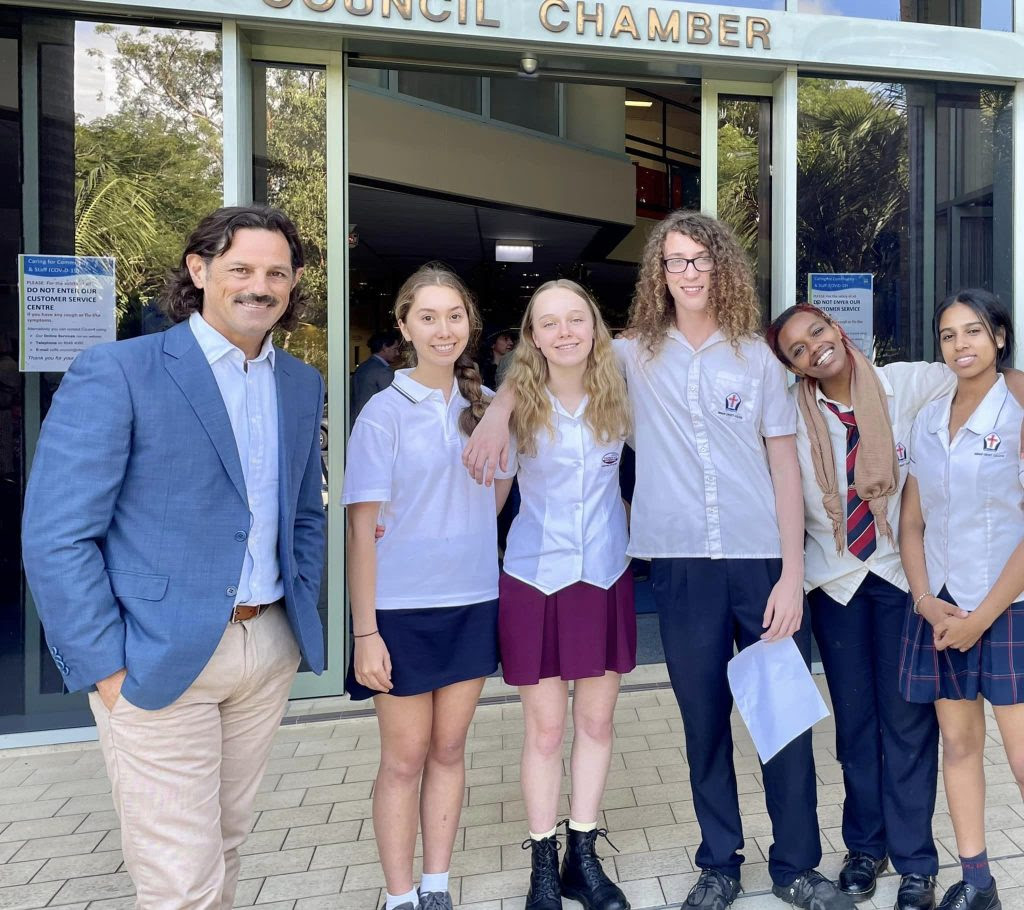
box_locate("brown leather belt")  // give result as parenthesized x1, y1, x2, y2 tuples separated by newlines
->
(230, 599, 282, 623)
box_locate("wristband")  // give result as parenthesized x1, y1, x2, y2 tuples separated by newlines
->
(912, 592, 931, 614)
(354, 630, 379, 639)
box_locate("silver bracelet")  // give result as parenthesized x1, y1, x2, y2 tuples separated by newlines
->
(912, 591, 931, 614)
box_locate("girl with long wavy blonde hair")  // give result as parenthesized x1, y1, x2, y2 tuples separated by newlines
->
(498, 279, 635, 910)
(342, 262, 514, 910)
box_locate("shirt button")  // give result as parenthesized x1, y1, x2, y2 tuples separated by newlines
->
(235, 531, 248, 541)
(226, 586, 237, 596)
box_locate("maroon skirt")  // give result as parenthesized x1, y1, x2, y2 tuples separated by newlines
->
(498, 570, 637, 686)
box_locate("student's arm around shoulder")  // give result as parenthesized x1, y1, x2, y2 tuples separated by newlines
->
(463, 381, 516, 486)
(21, 342, 133, 697)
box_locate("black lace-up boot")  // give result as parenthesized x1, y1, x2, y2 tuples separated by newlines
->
(560, 824, 630, 910)
(522, 834, 562, 910)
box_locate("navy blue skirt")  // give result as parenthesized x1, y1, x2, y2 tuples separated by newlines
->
(899, 587, 1024, 705)
(345, 599, 499, 701)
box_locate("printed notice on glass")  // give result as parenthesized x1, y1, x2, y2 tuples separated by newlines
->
(19, 255, 116, 372)
(808, 273, 873, 356)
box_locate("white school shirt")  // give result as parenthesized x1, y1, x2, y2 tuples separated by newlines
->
(799, 361, 955, 604)
(503, 392, 629, 595)
(613, 330, 795, 559)
(341, 369, 514, 611)
(189, 311, 283, 606)
(909, 374, 1024, 613)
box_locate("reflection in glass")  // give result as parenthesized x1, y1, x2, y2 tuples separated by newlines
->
(253, 64, 330, 670)
(797, 0, 1011, 30)
(397, 70, 482, 114)
(489, 77, 559, 136)
(796, 78, 1012, 362)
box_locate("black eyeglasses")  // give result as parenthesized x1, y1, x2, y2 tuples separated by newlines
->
(663, 256, 714, 274)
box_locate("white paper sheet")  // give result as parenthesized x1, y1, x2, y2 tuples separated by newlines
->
(727, 637, 830, 763)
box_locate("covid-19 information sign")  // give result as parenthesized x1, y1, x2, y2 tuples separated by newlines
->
(19, 255, 116, 372)
(807, 273, 873, 356)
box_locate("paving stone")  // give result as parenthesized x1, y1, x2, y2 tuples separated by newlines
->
(233, 876, 263, 905)
(616, 876, 666, 909)
(0, 799, 68, 824)
(0, 815, 86, 843)
(254, 804, 332, 832)
(253, 789, 308, 812)
(93, 829, 123, 852)
(40, 777, 111, 799)
(300, 782, 375, 806)
(31, 848, 124, 882)
(317, 750, 382, 771)
(258, 867, 345, 902)
(239, 847, 314, 880)
(0, 843, 25, 864)
(0, 880, 63, 910)
(56, 794, 116, 816)
(294, 887, 381, 910)
(50, 871, 135, 903)
(0, 862, 45, 889)
(642, 821, 703, 851)
(74, 810, 119, 833)
(460, 867, 531, 903)
(239, 829, 289, 856)
(614, 845, 693, 881)
(308, 839, 383, 870)
(327, 800, 374, 824)
(283, 820, 363, 850)
(603, 803, 675, 832)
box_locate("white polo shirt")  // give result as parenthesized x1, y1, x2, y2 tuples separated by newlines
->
(799, 361, 955, 604)
(503, 393, 629, 595)
(909, 374, 1024, 613)
(613, 330, 795, 559)
(342, 369, 513, 611)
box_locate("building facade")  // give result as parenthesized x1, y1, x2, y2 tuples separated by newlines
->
(0, 0, 1021, 743)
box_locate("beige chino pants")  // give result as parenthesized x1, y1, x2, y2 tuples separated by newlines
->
(90, 604, 301, 910)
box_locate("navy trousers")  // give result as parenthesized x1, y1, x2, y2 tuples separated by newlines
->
(652, 557, 821, 887)
(809, 572, 939, 874)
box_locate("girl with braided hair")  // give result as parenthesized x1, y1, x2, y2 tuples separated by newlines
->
(343, 262, 514, 910)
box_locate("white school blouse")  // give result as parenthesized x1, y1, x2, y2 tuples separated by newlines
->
(341, 369, 513, 611)
(908, 374, 1024, 613)
(502, 392, 630, 596)
(799, 361, 955, 605)
(613, 330, 796, 559)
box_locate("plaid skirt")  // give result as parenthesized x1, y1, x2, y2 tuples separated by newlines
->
(898, 587, 1024, 705)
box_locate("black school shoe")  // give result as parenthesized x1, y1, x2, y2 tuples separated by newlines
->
(773, 869, 856, 910)
(560, 826, 630, 910)
(522, 834, 562, 910)
(684, 869, 742, 910)
(897, 874, 936, 910)
(936, 880, 1001, 910)
(839, 852, 889, 900)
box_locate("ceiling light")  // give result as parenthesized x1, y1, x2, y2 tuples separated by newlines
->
(625, 100, 653, 108)
(496, 242, 533, 263)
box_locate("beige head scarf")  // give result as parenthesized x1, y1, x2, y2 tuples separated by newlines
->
(797, 335, 899, 555)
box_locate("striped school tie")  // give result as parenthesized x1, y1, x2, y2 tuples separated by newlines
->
(824, 402, 877, 561)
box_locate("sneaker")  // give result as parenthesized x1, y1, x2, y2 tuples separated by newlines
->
(381, 903, 418, 910)
(684, 869, 742, 910)
(773, 869, 855, 910)
(418, 892, 452, 910)
(936, 880, 1001, 910)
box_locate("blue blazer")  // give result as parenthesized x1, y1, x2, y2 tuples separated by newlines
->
(22, 320, 326, 710)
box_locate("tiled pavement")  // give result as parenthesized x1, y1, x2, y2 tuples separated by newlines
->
(1, 664, 1022, 910)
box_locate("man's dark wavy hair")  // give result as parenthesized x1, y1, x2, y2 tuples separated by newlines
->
(160, 205, 308, 332)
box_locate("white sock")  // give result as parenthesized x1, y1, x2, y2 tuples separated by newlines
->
(386, 888, 419, 910)
(568, 818, 597, 832)
(529, 826, 558, 840)
(419, 871, 449, 894)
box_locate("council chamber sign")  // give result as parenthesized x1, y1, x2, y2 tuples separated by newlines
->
(807, 273, 873, 356)
(19, 255, 116, 371)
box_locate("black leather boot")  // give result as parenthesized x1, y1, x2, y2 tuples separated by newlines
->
(522, 834, 562, 910)
(560, 824, 630, 910)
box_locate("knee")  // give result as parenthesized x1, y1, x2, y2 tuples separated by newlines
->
(525, 718, 566, 759)
(941, 729, 984, 766)
(379, 741, 431, 784)
(574, 710, 614, 747)
(427, 734, 469, 770)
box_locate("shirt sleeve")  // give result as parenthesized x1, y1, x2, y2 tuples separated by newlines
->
(611, 337, 631, 379)
(907, 408, 927, 480)
(341, 415, 395, 505)
(759, 346, 797, 438)
(883, 361, 955, 416)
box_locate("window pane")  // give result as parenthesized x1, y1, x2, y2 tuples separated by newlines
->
(489, 77, 559, 135)
(397, 70, 481, 114)
(797, 0, 1011, 30)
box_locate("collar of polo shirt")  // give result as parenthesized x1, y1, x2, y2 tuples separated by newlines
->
(927, 373, 1007, 436)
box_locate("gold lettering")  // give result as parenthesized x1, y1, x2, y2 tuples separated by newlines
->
(381, 0, 412, 17)
(576, 2, 604, 35)
(718, 14, 739, 46)
(746, 16, 771, 48)
(458, 0, 468, 23)
(476, 0, 500, 26)
(648, 8, 680, 41)
(306, 0, 337, 8)
(686, 11, 711, 44)
(342, 0, 370, 12)
(540, 0, 570, 31)
(263, 0, 293, 7)
(610, 4, 640, 39)
(420, 0, 449, 21)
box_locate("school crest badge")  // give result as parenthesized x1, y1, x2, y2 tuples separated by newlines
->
(725, 392, 742, 412)
(984, 432, 1001, 452)
(895, 442, 907, 465)
(601, 453, 620, 466)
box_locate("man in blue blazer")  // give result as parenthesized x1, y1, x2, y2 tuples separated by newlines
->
(22, 206, 326, 909)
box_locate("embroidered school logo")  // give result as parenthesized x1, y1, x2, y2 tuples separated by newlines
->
(895, 442, 908, 465)
(984, 432, 1001, 452)
(725, 393, 742, 412)
(601, 452, 620, 466)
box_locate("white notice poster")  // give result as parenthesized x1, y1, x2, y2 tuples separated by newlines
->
(807, 273, 874, 356)
(19, 255, 116, 372)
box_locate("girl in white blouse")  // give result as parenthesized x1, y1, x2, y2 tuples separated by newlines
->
(900, 289, 1024, 910)
(498, 280, 633, 910)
